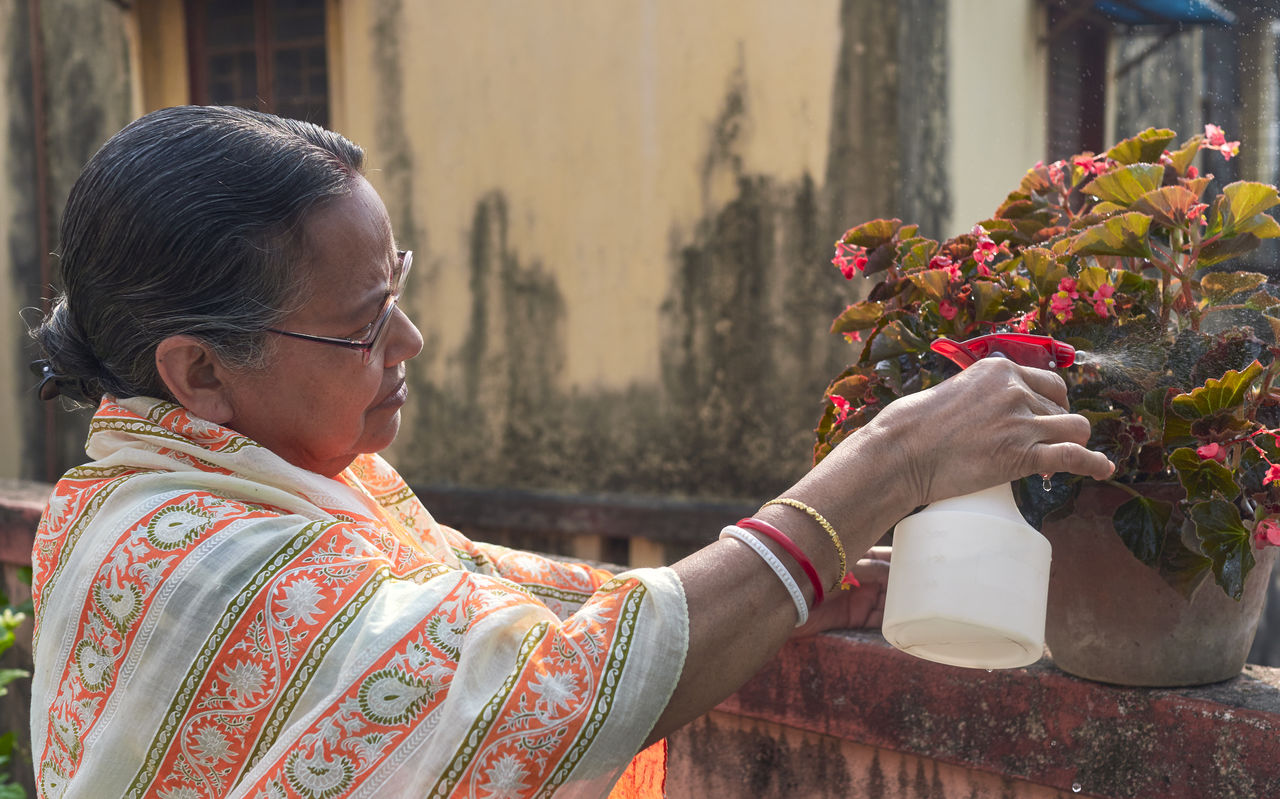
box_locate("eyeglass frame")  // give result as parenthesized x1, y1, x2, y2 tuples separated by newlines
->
(266, 250, 412, 363)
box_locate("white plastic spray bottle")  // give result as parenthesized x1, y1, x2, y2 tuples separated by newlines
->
(881, 333, 1076, 669)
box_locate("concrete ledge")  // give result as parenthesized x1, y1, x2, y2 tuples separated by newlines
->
(697, 630, 1280, 798)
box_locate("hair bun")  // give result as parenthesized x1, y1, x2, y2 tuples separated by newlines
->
(31, 300, 110, 405)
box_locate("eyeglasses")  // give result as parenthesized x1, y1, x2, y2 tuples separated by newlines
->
(267, 250, 412, 364)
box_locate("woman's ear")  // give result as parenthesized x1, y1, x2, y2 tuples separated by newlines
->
(154, 336, 235, 424)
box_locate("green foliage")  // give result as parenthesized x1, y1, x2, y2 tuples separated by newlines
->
(819, 126, 1280, 599)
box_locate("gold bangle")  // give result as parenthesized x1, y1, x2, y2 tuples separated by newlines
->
(760, 498, 849, 592)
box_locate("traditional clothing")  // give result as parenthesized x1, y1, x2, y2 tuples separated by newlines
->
(31, 397, 688, 798)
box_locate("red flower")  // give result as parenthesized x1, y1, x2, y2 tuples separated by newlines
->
(832, 241, 869, 279)
(938, 300, 958, 320)
(971, 225, 1003, 266)
(1255, 517, 1280, 548)
(842, 330, 862, 343)
(830, 395, 851, 426)
(1265, 463, 1280, 486)
(1012, 309, 1038, 334)
(1073, 153, 1107, 176)
(1090, 284, 1116, 318)
(1196, 443, 1226, 463)
(1202, 124, 1240, 160)
(1187, 165, 1199, 179)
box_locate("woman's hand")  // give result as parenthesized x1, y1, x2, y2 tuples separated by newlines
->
(792, 547, 890, 636)
(877, 356, 1115, 508)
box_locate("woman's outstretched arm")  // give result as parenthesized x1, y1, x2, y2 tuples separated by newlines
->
(645, 357, 1113, 745)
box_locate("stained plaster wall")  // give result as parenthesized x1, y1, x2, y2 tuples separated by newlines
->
(6, 1, 1054, 505)
(329, 0, 1002, 503)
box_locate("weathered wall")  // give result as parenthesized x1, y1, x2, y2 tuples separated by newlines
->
(947, 0, 1047, 237)
(330, 0, 968, 501)
(3, 0, 137, 483)
(9, 1, 1045, 504)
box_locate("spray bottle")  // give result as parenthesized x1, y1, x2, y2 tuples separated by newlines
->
(881, 333, 1076, 669)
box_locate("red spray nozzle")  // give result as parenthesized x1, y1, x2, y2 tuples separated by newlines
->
(931, 334, 1075, 370)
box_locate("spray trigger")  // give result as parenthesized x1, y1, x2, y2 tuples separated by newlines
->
(931, 334, 1075, 371)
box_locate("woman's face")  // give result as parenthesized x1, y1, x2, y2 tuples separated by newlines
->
(220, 175, 424, 476)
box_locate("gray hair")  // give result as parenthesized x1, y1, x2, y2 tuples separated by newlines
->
(32, 105, 365, 405)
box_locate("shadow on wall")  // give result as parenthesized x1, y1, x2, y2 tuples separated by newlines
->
(402, 68, 852, 502)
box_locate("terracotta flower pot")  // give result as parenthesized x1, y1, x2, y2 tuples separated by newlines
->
(1040, 483, 1277, 687)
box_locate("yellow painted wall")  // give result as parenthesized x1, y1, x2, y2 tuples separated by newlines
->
(947, 0, 1048, 236)
(333, 1, 843, 393)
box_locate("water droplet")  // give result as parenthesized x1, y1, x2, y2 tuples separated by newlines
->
(1042, 474, 1053, 492)
(986, 669, 993, 673)
(1049, 740, 1057, 747)
(1072, 783, 1082, 793)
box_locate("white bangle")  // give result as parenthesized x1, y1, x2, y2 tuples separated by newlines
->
(719, 525, 809, 627)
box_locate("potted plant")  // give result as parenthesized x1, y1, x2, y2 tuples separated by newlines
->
(817, 126, 1280, 685)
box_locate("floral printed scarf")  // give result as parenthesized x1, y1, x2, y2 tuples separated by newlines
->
(30, 397, 687, 798)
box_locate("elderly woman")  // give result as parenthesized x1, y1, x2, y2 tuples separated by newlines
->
(28, 106, 1112, 798)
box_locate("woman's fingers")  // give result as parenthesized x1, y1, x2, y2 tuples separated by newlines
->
(1035, 440, 1115, 482)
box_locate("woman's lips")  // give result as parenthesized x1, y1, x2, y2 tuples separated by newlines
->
(375, 378, 408, 409)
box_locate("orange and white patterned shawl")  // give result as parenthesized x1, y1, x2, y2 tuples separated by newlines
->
(30, 397, 688, 798)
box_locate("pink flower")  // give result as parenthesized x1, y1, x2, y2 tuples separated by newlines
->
(1057, 277, 1079, 298)
(1186, 202, 1208, 223)
(1187, 165, 1199, 179)
(1255, 518, 1280, 548)
(1202, 124, 1240, 160)
(938, 300, 958, 320)
(830, 395, 851, 426)
(1012, 309, 1038, 334)
(832, 241, 869, 279)
(1265, 463, 1280, 486)
(971, 225, 1002, 266)
(1090, 284, 1116, 318)
(842, 330, 862, 343)
(928, 255, 962, 282)
(1047, 160, 1065, 186)
(1196, 442, 1226, 463)
(1073, 154, 1107, 176)
(1050, 291, 1074, 323)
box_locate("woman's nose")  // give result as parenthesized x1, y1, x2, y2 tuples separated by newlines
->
(384, 306, 423, 365)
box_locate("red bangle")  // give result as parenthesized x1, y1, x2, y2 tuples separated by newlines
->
(737, 517, 824, 608)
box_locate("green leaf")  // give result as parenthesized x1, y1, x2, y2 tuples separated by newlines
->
(868, 319, 928, 361)
(830, 301, 885, 334)
(897, 237, 940, 271)
(1114, 495, 1173, 565)
(1234, 213, 1280, 240)
(1168, 135, 1203, 175)
(1220, 181, 1280, 233)
(840, 218, 901, 249)
(971, 281, 1006, 321)
(906, 269, 951, 303)
(1068, 212, 1153, 258)
(1106, 128, 1178, 165)
(1021, 247, 1068, 296)
(1170, 361, 1264, 419)
(1129, 185, 1201, 228)
(1082, 164, 1166, 206)
(1201, 271, 1268, 305)
(1169, 447, 1239, 502)
(1245, 289, 1280, 311)
(1189, 498, 1256, 600)
(1197, 232, 1262, 268)
(1156, 527, 1212, 599)
(1075, 264, 1110, 295)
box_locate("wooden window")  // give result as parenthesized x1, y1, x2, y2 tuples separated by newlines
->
(185, 0, 329, 126)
